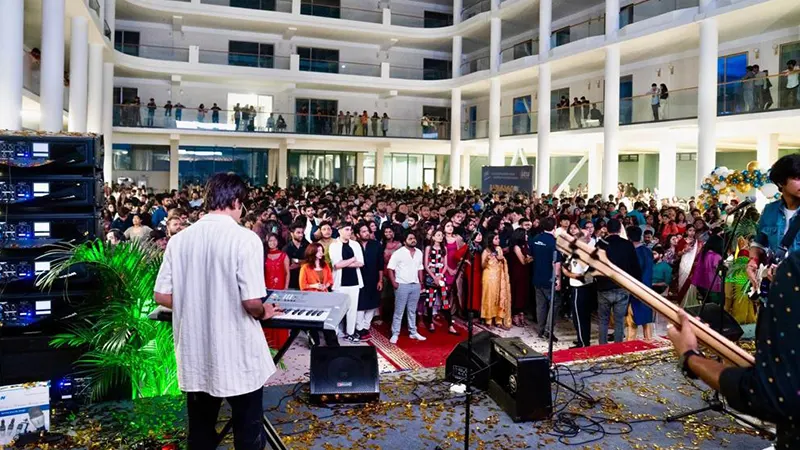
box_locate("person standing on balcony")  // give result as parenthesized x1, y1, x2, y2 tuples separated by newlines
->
(381, 113, 390, 137)
(211, 103, 221, 124)
(345, 111, 352, 135)
(759, 69, 774, 111)
(248, 106, 257, 131)
(580, 97, 590, 124)
(649, 84, 660, 121)
(742, 65, 756, 112)
(371, 112, 380, 136)
(337, 111, 345, 134)
(241, 105, 249, 129)
(174, 102, 184, 121)
(146, 98, 157, 127)
(164, 101, 173, 123)
(197, 104, 207, 123)
(361, 111, 369, 136)
(782, 59, 799, 108)
(266, 113, 275, 132)
(234, 103, 242, 130)
(134, 97, 142, 126)
(571, 97, 582, 128)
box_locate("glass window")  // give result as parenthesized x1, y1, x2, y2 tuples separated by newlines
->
(114, 30, 139, 56)
(288, 150, 357, 187)
(298, 47, 339, 73)
(424, 11, 452, 28)
(112, 144, 169, 171)
(178, 146, 268, 187)
(717, 53, 748, 115)
(423, 154, 436, 168)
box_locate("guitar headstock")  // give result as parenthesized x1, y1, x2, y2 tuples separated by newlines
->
(556, 234, 615, 279)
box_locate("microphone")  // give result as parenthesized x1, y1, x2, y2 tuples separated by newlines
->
(726, 196, 756, 215)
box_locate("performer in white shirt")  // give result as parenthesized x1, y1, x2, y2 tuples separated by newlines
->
(154, 173, 281, 450)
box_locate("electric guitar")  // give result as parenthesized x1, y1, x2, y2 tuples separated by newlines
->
(555, 234, 754, 368)
(747, 248, 786, 302)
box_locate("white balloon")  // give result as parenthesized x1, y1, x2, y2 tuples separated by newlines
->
(761, 183, 779, 198)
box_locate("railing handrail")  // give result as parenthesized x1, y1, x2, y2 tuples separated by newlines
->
(554, 13, 606, 32)
(462, 0, 490, 13)
(500, 38, 539, 53)
(299, 57, 380, 67)
(112, 105, 443, 122)
(620, 85, 697, 101)
(460, 55, 490, 65)
(301, 1, 382, 14)
(116, 43, 190, 51)
(717, 71, 791, 87)
(200, 49, 289, 58)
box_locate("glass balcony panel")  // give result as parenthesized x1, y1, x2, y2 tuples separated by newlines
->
(551, 101, 604, 131)
(390, 66, 450, 80)
(300, 2, 383, 23)
(461, 0, 490, 21)
(500, 39, 538, 63)
(460, 56, 490, 75)
(499, 112, 538, 136)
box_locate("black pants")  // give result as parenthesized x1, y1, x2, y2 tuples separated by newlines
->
(308, 329, 340, 347)
(652, 104, 660, 121)
(426, 304, 453, 328)
(572, 286, 593, 347)
(187, 388, 265, 450)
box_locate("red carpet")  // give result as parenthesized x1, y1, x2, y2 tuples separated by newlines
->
(369, 316, 467, 370)
(549, 339, 668, 364)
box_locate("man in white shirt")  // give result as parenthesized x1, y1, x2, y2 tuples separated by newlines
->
(328, 222, 364, 342)
(562, 230, 594, 348)
(386, 232, 427, 344)
(154, 173, 280, 450)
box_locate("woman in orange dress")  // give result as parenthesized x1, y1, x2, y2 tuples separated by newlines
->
(264, 233, 290, 349)
(480, 233, 512, 329)
(299, 243, 337, 346)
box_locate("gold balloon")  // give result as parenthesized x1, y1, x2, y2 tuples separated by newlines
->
(746, 161, 760, 172)
(737, 183, 752, 193)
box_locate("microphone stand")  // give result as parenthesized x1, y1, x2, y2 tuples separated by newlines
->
(665, 209, 774, 439)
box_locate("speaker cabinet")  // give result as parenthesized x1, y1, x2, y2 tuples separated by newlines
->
(445, 331, 499, 391)
(685, 303, 744, 342)
(309, 345, 380, 403)
(487, 337, 552, 422)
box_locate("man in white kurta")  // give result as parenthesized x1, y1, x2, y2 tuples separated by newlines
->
(154, 173, 278, 450)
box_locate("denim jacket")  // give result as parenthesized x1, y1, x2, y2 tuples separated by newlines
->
(753, 199, 800, 257)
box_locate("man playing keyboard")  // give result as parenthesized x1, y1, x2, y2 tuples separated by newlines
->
(154, 173, 281, 450)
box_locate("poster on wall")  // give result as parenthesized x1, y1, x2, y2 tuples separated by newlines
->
(0, 382, 50, 445)
(481, 165, 535, 194)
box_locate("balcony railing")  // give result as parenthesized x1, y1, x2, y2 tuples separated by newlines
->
(461, 0, 490, 21)
(389, 65, 451, 80)
(717, 72, 799, 116)
(300, 1, 383, 23)
(551, 101, 605, 131)
(620, 0, 699, 28)
(551, 15, 605, 48)
(619, 87, 697, 125)
(299, 58, 381, 77)
(389, 11, 452, 28)
(115, 43, 191, 62)
(500, 39, 538, 63)
(112, 106, 449, 139)
(500, 112, 538, 136)
(198, 49, 291, 69)
(462, 119, 488, 140)
(200, 0, 292, 13)
(460, 56, 490, 75)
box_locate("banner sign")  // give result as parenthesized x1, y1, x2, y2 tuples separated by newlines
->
(481, 165, 535, 193)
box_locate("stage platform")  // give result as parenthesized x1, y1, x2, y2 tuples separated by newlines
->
(36, 349, 772, 449)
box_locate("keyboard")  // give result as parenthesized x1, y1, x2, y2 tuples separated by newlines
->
(148, 289, 349, 331)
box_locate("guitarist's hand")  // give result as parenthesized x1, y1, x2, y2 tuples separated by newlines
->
(667, 310, 699, 356)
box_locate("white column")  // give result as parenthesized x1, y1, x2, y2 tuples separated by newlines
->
(278, 141, 289, 188)
(40, 0, 66, 132)
(87, 44, 104, 133)
(450, 88, 462, 189)
(452, 36, 462, 78)
(355, 152, 365, 185)
(756, 133, 779, 209)
(169, 138, 180, 191)
(0, 0, 24, 131)
(696, 18, 718, 189)
(68, 17, 89, 133)
(537, 63, 551, 193)
(102, 62, 114, 185)
(605, 0, 619, 35)
(538, 0, 552, 56)
(658, 140, 677, 200)
(490, 18, 501, 73)
(105, 0, 116, 41)
(488, 78, 502, 166)
(382, 8, 391, 25)
(588, 143, 603, 195)
(453, 0, 463, 24)
(460, 152, 470, 188)
(603, 44, 621, 198)
(375, 147, 385, 185)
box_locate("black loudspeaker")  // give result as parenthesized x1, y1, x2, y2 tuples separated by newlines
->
(0, 335, 82, 385)
(686, 303, 744, 342)
(445, 331, 499, 391)
(309, 345, 380, 403)
(487, 337, 552, 422)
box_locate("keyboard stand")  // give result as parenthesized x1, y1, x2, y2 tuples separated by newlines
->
(213, 329, 302, 450)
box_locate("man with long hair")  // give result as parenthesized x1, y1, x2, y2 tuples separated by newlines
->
(154, 173, 280, 450)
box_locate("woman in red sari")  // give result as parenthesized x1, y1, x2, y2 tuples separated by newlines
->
(453, 231, 483, 315)
(263, 233, 290, 349)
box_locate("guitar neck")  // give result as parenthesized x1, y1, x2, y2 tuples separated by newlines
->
(557, 234, 755, 368)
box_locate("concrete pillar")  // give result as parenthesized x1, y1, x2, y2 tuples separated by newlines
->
(490, 18, 501, 73)
(189, 46, 199, 64)
(658, 140, 677, 200)
(696, 18, 718, 189)
(488, 78, 502, 166)
(537, 63, 551, 193)
(381, 62, 390, 79)
(453, 0, 463, 24)
(588, 143, 603, 195)
(290, 54, 300, 71)
(375, 147, 385, 186)
(40, 0, 66, 132)
(169, 137, 180, 191)
(68, 17, 89, 133)
(605, 0, 619, 35)
(382, 8, 391, 25)
(452, 36, 462, 78)
(105, 0, 116, 43)
(538, 0, 551, 56)
(356, 152, 365, 185)
(292, 0, 301, 14)
(461, 152, 471, 188)
(603, 44, 621, 198)
(756, 133, 779, 209)
(87, 44, 104, 133)
(102, 62, 114, 184)
(450, 88, 462, 189)
(278, 141, 289, 188)
(0, 0, 24, 131)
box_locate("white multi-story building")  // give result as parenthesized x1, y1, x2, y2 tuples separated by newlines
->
(3, 0, 799, 198)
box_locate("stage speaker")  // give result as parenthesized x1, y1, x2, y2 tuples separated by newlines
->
(686, 303, 744, 342)
(487, 337, 551, 422)
(445, 330, 499, 391)
(309, 345, 379, 403)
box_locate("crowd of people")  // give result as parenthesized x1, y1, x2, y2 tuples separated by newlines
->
(100, 155, 800, 350)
